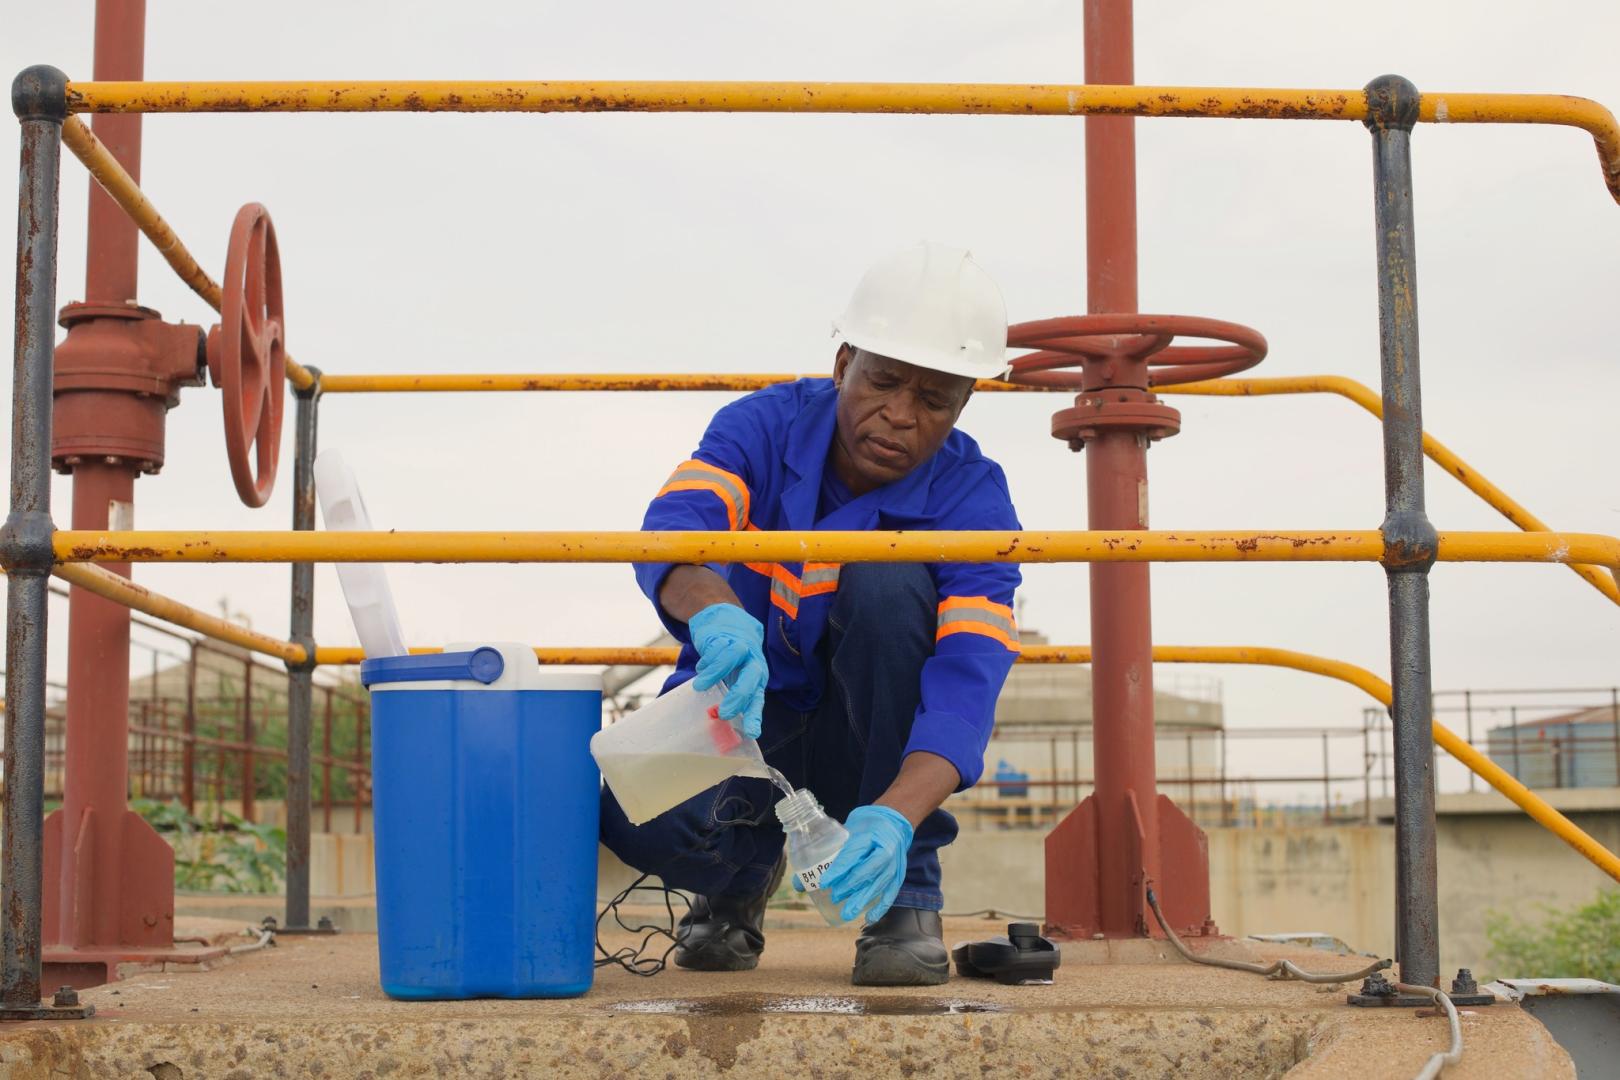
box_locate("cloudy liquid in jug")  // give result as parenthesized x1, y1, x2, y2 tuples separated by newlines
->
(599, 756, 797, 825)
(599, 752, 772, 825)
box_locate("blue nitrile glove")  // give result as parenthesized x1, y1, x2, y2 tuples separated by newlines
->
(687, 602, 767, 739)
(821, 805, 914, 924)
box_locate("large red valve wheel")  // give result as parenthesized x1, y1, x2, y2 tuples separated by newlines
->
(1005, 313, 1266, 389)
(207, 204, 286, 508)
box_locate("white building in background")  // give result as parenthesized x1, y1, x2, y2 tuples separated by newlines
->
(950, 630, 1227, 829)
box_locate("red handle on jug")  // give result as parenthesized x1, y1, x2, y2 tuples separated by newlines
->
(707, 704, 742, 753)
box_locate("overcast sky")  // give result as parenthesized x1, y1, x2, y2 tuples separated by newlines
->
(5, 2, 1617, 799)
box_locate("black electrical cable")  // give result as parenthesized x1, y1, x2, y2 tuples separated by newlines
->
(594, 874, 693, 977)
(1145, 888, 1460, 1078)
(1145, 887, 1390, 983)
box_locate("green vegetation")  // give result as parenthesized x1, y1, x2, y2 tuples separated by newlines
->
(1486, 889, 1620, 982)
(131, 798, 286, 894)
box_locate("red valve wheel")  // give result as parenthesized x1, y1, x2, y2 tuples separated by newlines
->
(1005, 313, 1266, 390)
(206, 204, 286, 508)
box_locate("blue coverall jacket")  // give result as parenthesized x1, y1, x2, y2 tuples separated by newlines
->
(633, 377, 1022, 790)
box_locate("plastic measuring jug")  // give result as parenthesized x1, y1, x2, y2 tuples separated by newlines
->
(591, 680, 773, 824)
(314, 448, 407, 658)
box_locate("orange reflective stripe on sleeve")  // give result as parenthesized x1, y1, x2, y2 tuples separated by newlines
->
(936, 596, 1021, 652)
(655, 459, 751, 530)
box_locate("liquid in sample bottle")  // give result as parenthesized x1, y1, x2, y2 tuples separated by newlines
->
(775, 788, 865, 927)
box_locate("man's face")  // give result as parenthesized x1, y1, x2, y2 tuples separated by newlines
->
(830, 347, 974, 494)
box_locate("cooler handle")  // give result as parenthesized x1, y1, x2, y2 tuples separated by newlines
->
(360, 647, 506, 688)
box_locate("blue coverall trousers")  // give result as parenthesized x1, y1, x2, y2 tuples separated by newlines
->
(600, 563, 957, 912)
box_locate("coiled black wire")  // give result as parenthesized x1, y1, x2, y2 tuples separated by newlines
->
(594, 874, 692, 977)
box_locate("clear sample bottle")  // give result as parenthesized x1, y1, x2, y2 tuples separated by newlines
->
(775, 788, 862, 928)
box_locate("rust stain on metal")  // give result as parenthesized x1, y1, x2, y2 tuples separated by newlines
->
(1382, 538, 1431, 568)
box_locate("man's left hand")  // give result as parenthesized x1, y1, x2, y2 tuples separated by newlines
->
(821, 805, 914, 923)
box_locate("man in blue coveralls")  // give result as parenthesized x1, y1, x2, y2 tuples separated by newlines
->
(602, 242, 1023, 985)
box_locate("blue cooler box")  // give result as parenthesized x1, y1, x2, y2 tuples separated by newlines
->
(361, 643, 602, 999)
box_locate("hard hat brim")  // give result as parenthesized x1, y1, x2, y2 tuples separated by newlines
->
(836, 327, 1010, 383)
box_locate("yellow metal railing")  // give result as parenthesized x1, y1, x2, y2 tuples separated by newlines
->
(50, 562, 308, 665)
(1164, 376, 1620, 607)
(1156, 645, 1620, 885)
(314, 371, 1619, 607)
(58, 79, 1620, 202)
(49, 527, 1620, 570)
(42, 517, 1620, 886)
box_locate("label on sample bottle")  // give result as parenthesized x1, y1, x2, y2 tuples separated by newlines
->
(795, 859, 835, 892)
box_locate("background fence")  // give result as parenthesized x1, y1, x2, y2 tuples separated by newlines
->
(33, 585, 371, 832)
(17, 583, 1616, 839)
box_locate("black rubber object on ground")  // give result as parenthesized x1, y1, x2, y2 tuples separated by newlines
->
(951, 922, 1061, 985)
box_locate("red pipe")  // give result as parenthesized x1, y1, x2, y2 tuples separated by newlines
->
(46, 2, 178, 971)
(84, 0, 145, 302)
(54, 0, 146, 949)
(1083, 432, 1163, 933)
(1082, 0, 1162, 936)
(1083, 0, 1137, 314)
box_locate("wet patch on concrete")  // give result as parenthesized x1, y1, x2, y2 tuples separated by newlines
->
(611, 993, 1004, 1016)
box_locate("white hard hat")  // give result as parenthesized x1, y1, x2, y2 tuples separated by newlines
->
(832, 242, 1009, 380)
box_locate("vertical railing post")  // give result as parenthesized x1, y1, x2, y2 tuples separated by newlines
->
(1464, 690, 1476, 791)
(1048, 736, 1060, 825)
(1510, 705, 1521, 779)
(1185, 732, 1196, 824)
(2, 66, 72, 1017)
(241, 660, 255, 823)
(283, 369, 321, 929)
(182, 642, 197, 812)
(1610, 687, 1619, 788)
(1322, 732, 1332, 824)
(1362, 710, 1373, 824)
(321, 687, 334, 834)
(212, 672, 225, 827)
(1364, 73, 1441, 992)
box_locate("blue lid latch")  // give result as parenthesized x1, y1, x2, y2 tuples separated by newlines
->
(360, 647, 506, 688)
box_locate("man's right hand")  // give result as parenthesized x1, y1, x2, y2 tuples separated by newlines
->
(688, 603, 768, 739)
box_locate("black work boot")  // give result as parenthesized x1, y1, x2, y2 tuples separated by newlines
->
(673, 856, 785, 972)
(852, 906, 950, 986)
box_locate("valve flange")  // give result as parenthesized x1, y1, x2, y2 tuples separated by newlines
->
(51, 302, 206, 475)
(1006, 313, 1267, 449)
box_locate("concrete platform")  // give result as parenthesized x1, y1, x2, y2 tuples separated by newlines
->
(0, 916, 1572, 1079)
